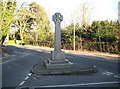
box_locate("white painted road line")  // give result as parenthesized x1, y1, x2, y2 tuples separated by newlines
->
(0, 58, 15, 64)
(28, 73, 32, 76)
(102, 71, 113, 76)
(19, 81, 25, 86)
(30, 49, 50, 53)
(14, 51, 26, 55)
(67, 54, 118, 63)
(30, 54, 42, 58)
(25, 76, 29, 80)
(0, 55, 15, 60)
(39, 81, 119, 88)
(0, 53, 30, 64)
(114, 75, 120, 78)
(66, 55, 75, 58)
(20, 54, 29, 58)
(0, 54, 29, 64)
(19, 73, 32, 86)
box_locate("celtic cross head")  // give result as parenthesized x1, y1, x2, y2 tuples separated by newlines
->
(52, 13, 63, 22)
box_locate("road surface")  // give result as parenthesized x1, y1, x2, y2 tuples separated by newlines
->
(1, 45, 120, 88)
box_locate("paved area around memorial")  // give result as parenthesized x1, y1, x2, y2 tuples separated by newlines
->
(1, 45, 120, 88)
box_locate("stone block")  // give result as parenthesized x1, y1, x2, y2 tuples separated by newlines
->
(44, 59, 74, 70)
(51, 51, 65, 61)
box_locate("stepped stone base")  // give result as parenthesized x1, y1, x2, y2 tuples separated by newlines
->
(45, 59, 74, 69)
(31, 59, 98, 75)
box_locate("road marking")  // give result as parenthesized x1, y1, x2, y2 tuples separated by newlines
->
(25, 76, 29, 80)
(14, 51, 26, 54)
(19, 73, 32, 86)
(30, 54, 42, 58)
(38, 50, 50, 53)
(0, 55, 15, 60)
(19, 81, 25, 86)
(28, 73, 32, 76)
(0, 54, 30, 64)
(102, 71, 113, 76)
(0, 58, 15, 64)
(67, 54, 118, 63)
(20, 54, 29, 58)
(39, 81, 119, 88)
(66, 55, 75, 58)
(114, 75, 120, 78)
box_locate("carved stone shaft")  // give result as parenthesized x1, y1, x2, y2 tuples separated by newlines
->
(52, 13, 63, 52)
(51, 13, 65, 61)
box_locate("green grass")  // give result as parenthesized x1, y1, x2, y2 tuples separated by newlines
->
(8, 40, 15, 44)
(8, 40, 25, 45)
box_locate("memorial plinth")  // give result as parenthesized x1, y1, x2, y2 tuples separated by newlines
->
(31, 13, 98, 75)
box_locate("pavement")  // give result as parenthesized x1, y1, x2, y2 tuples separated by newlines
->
(1, 45, 120, 88)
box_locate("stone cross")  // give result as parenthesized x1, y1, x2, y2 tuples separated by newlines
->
(43, 13, 96, 72)
(45, 13, 73, 70)
(52, 13, 63, 52)
(51, 13, 65, 62)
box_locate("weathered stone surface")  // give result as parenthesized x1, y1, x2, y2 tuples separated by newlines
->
(31, 59, 98, 75)
(51, 51, 65, 61)
(45, 59, 74, 70)
(53, 13, 63, 52)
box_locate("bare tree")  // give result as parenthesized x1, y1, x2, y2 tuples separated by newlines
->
(78, 1, 93, 26)
(76, 1, 93, 50)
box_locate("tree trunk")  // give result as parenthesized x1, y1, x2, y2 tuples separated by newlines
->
(99, 36, 102, 52)
(0, 35, 7, 46)
(80, 37, 82, 51)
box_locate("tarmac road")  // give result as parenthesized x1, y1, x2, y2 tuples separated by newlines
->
(1, 45, 120, 88)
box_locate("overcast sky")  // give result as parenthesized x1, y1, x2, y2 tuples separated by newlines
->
(16, 0, 119, 27)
